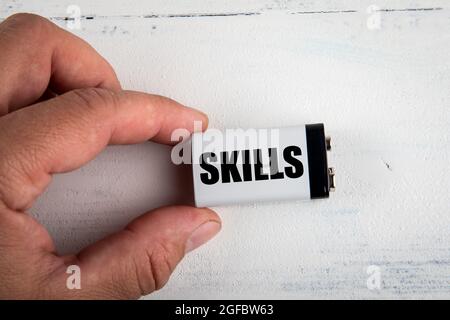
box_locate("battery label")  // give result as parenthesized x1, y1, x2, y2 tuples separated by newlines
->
(190, 125, 329, 207)
(198, 146, 305, 185)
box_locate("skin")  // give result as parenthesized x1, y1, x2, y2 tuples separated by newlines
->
(0, 13, 221, 299)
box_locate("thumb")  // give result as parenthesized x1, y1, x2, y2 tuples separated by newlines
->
(57, 206, 221, 299)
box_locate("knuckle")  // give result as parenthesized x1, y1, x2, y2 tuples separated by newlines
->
(137, 241, 176, 294)
(3, 13, 51, 36)
(0, 140, 36, 210)
(68, 88, 119, 116)
(147, 244, 174, 291)
(98, 228, 178, 298)
(63, 88, 121, 130)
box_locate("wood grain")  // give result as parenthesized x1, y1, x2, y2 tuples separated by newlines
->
(0, 0, 449, 299)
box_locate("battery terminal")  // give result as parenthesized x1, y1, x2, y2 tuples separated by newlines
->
(325, 135, 335, 192)
(328, 167, 336, 192)
(325, 136, 332, 151)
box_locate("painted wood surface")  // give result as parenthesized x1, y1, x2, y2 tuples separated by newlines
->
(1, 0, 449, 299)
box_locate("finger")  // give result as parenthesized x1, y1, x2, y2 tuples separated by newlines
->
(0, 13, 121, 115)
(0, 205, 62, 299)
(0, 88, 208, 211)
(49, 206, 221, 299)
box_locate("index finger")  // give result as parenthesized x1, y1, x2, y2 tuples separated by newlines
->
(0, 88, 208, 211)
(0, 13, 121, 115)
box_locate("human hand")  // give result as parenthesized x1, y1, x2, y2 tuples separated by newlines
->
(0, 13, 221, 299)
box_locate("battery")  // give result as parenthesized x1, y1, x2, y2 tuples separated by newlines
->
(190, 123, 334, 207)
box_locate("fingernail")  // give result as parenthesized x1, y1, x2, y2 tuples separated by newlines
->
(185, 221, 221, 253)
(187, 106, 209, 128)
(187, 106, 207, 118)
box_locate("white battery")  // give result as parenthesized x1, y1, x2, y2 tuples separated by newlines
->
(190, 123, 334, 207)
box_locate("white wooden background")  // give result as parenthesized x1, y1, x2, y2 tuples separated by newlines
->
(1, 0, 449, 299)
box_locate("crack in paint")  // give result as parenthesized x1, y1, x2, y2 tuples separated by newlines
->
(290, 10, 357, 15)
(143, 12, 261, 18)
(48, 12, 261, 22)
(40, 7, 445, 22)
(374, 7, 443, 12)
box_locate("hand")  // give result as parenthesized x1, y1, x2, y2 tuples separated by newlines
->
(0, 13, 221, 299)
